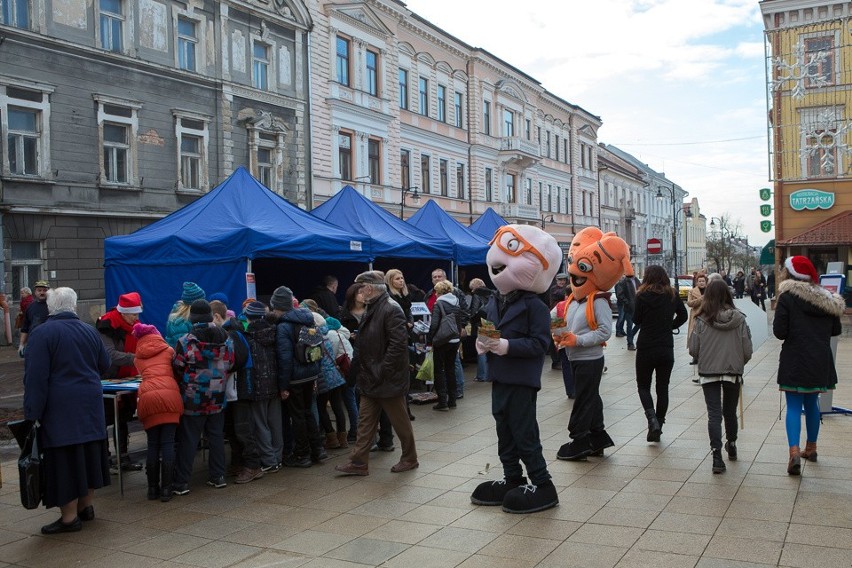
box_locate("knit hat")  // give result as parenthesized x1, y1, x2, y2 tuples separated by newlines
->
(242, 297, 257, 310)
(208, 292, 229, 306)
(354, 270, 385, 285)
(116, 292, 143, 314)
(312, 311, 327, 328)
(131, 322, 160, 339)
(244, 301, 267, 318)
(33, 280, 49, 289)
(785, 256, 819, 283)
(325, 316, 342, 330)
(555, 273, 569, 280)
(181, 282, 206, 304)
(269, 286, 294, 310)
(189, 299, 213, 323)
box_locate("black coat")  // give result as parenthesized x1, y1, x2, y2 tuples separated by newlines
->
(352, 292, 409, 398)
(310, 287, 340, 318)
(236, 315, 279, 400)
(482, 291, 550, 389)
(633, 290, 688, 351)
(773, 279, 844, 391)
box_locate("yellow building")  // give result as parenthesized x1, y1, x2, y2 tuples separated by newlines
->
(761, 1, 852, 285)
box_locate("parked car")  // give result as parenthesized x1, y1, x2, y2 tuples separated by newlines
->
(671, 277, 693, 300)
(607, 287, 618, 316)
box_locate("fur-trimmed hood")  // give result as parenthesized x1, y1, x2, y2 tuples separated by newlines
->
(778, 279, 845, 318)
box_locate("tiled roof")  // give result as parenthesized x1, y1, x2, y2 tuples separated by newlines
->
(778, 210, 852, 246)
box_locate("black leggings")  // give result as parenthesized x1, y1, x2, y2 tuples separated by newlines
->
(317, 385, 347, 434)
(635, 349, 674, 424)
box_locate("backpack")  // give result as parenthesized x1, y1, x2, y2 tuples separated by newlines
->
(293, 323, 324, 365)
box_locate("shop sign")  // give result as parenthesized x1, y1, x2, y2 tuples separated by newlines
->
(759, 187, 772, 201)
(760, 204, 772, 217)
(789, 189, 835, 211)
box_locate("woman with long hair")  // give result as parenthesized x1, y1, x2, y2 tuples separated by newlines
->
(632, 266, 688, 442)
(774, 256, 844, 475)
(385, 269, 413, 324)
(339, 283, 367, 342)
(686, 274, 707, 367)
(689, 279, 752, 474)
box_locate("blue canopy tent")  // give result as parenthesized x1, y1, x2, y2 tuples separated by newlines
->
(407, 200, 490, 266)
(469, 207, 508, 240)
(104, 167, 372, 331)
(311, 186, 454, 290)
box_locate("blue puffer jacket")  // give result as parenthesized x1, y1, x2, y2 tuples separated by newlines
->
(482, 291, 551, 390)
(275, 307, 321, 390)
(316, 323, 346, 394)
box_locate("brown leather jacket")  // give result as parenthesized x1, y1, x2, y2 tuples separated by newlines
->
(352, 291, 409, 398)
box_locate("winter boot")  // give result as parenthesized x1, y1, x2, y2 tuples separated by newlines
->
(725, 440, 738, 461)
(589, 430, 615, 456)
(645, 409, 662, 443)
(146, 460, 160, 501)
(160, 461, 175, 502)
(800, 441, 818, 462)
(470, 476, 527, 506)
(325, 432, 341, 449)
(787, 446, 801, 476)
(556, 437, 592, 461)
(712, 449, 726, 474)
(336, 432, 349, 449)
(502, 480, 559, 514)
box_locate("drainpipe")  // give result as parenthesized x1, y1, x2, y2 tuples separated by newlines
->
(305, 27, 315, 209)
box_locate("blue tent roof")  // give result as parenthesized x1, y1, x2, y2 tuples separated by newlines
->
(470, 207, 508, 240)
(311, 186, 453, 260)
(406, 200, 490, 265)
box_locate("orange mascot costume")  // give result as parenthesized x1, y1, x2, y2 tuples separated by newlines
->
(553, 227, 633, 461)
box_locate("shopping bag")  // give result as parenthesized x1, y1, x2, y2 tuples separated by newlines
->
(17, 421, 44, 510)
(415, 351, 434, 382)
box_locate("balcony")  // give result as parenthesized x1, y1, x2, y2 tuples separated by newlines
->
(500, 203, 541, 221)
(498, 137, 541, 169)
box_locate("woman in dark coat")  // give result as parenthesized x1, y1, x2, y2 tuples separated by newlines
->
(632, 266, 688, 442)
(23, 287, 111, 534)
(774, 256, 844, 475)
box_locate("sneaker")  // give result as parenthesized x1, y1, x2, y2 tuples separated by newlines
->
(692, 377, 700, 383)
(206, 476, 227, 488)
(470, 477, 527, 506)
(171, 483, 190, 496)
(432, 403, 449, 411)
(473, 377, 486, 382)
(261, 463, 281, 474)
(627, 344, 636, 351)
(312, 449, 329, 463)
(615, 332, 626, 338)
(725, 441, 738, 461)
(235, 468, 264, 484)
(456, 393, 464, 399)
(712, 449, 726, 474)
(501, 481, 559, 514)
(282, 454, 312, 468)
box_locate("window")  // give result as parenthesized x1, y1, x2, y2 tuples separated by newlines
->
(96, 98, 138, 186)
(177, 18, 197, 72)
(366, 50, 378, 96)
(485, 167, 493, 201)
(103, 124, 128, 183)
(537, 126, 541, 142)
(555, 135, 560, 161)
(483, 100, 491, 135)
(564, 139, 569, 163)
(252, 43, 269, 90)
(99, 0, 123, 52)
(548, 184, 553, 211)
(175, 113, 208, 191)
(503, 109, 514, 137)
(336, 36, 350, 86)
(420, 154, 431, 193)
(806, 131, 837, 177)
(525, 178, 532, 205)
(368, 138, 381, 185)
(398, 69, 408, 109)
(2, 83, 51, 178)
(439, 159, 448, 196)
(437, 85, 446, 122)
(456, 163, 465, 200)
(525, 119, 531, 140)
(805, 37, 834, 87)
(546, 131, 551, 158)
(539, 182, 543, 210)
(419, 77, 428, 116)
(338, 132, 352, 181)
(1, 0, 29, 28)
(10, 241, 42, 301)
(454, 92, 463, 128)
(257, 147, 272, 187)
(400, 149, 410, 189)
(505, 173, 516, 203)
(556, 186, 561, 212)
(581, 143, 587, 168)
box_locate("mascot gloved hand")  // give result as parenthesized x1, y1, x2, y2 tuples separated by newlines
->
(469, 225, 562, 515)
(554, 227, 632, 462)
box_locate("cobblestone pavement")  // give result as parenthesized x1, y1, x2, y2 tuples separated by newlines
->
(0, 309, 850, 567)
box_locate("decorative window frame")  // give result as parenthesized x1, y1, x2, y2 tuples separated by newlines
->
(93, 94, 140, 188)
(0, 76, 53, 179)
(250, 32, 277, 91)
(335, 34, 351, 87)
(172, 109, 210, 192)
(172, 7, 206, 73)
(336, 129, 354, 182)
(241, 108, 287, 193)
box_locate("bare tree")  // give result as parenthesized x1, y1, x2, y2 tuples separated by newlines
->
(706, 214, 748, 274)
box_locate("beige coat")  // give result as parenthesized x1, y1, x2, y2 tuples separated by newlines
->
(686, 286, 704, 344)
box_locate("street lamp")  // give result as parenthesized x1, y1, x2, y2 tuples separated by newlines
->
(399, 186, 420, 219)
(541, 214, 554, 229)
(655, 183, 680, 276)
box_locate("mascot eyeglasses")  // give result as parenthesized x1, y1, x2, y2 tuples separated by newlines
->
(489, 226, 551, 270)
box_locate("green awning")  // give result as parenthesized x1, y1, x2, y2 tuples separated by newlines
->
(759, 239, 776, 265)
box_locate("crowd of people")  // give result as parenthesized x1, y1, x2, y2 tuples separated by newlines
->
(16, 251, 844, 532)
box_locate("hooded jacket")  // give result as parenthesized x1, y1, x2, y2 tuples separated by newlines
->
(135, 333, 183, 429)
(235, 314, 279, 401)
(275, 307, 320, 390)
(172, 324, 235, 415)
(633, 290, 689, 351)
(773, 279, 844, 391)
(351, 290, 409, 398)
(428, 293, 461, 345)
(688, 308, 753, 377)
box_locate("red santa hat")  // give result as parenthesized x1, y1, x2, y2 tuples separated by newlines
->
(116, 292, 143, 314)
(784, 256, 819, 283)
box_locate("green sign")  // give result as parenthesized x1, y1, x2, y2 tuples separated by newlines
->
(760, 204, 772, 216)
(759, 187, 772, 201)
(761, 220, 773, 233)
(789, 189, 835, 211)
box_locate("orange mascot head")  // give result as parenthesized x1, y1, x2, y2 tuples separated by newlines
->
(566, 227, 633, 300)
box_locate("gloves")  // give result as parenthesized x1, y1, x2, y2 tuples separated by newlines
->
(476, 336, 509, 355)
(554, 332, 577, 349)
(492, 338, 509, 356)
(18, 345, 25, 358)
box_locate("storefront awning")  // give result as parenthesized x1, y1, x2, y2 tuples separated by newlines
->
(759, 239, 775, 266)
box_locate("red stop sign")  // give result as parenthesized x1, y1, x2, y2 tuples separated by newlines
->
(647, 238, 662, 254)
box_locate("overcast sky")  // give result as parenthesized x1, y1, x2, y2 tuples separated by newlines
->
(403, 0, 770, 246)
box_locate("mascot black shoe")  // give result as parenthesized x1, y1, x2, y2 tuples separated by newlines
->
(502, 480, 559, 514)
(471, 476, 527, 506)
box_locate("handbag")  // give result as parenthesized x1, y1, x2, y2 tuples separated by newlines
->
(334, 334, 352, 377)
(17, 421, 44, 510)
(432, 305, 459, 347)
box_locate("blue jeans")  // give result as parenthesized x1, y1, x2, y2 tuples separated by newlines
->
(616, 305, 626, 334)
(476, 353, 488, 380)
(343, 386, 359, 435)
(175, 412, 225, 485)
(145, 423, 177, 465)
(623, 311, 636, 346)
(454, 352, 464, 395)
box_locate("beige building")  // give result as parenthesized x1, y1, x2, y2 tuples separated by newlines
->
(306, 0, 601, 253)
(683, 197, 707, 274)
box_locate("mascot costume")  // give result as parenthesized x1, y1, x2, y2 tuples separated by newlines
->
(553, 227, 632, 461)
(470, 225, 563, 514)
